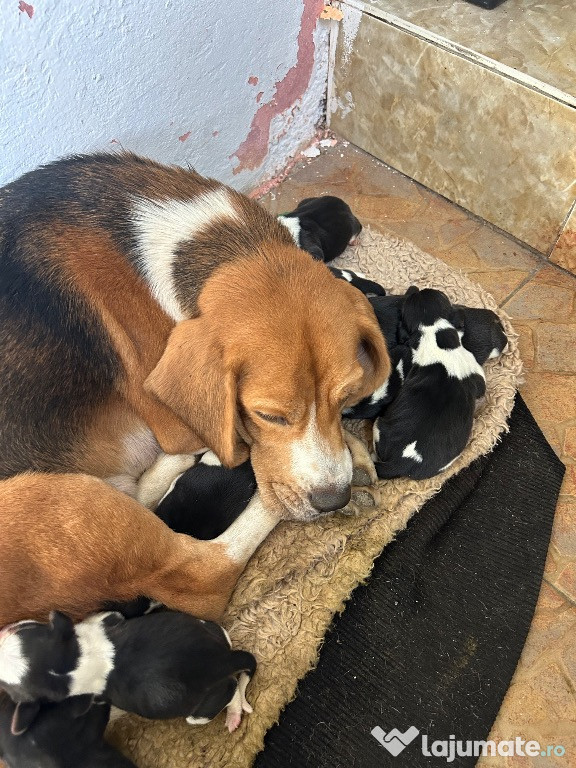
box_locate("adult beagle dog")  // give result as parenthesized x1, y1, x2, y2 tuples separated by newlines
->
(0, 153, 390, 626)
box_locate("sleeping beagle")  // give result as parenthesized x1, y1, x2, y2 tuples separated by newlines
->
(0, 153, 390, 626)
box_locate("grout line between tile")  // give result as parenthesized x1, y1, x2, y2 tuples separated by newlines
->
(542, 577, 576, 609)
(498, 268, 542, 308)
(547, 197, 576, 260)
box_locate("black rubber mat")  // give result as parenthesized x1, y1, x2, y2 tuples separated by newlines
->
(255, 395, 565, 767)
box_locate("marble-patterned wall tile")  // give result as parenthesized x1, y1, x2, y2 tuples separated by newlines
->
(361, 0, 576, 103)
(550, 203, 576, 275)
(329, 10, 576, 255)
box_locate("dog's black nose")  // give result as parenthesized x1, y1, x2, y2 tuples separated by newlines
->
(309, 485, 352, 513)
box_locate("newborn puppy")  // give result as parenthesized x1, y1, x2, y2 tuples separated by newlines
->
(277, 197, 386, 296)
(0, 692, 135, 768)
(0, 610, 256, 734)
(155, 451, 256, 540)
(454, 305, 508, 365)
(373, 287, 486, 480)
(278, 196, 362, 262)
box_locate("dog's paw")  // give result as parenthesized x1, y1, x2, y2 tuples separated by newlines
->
(339, 484, 381, 516)
(344, 430, 377, 486)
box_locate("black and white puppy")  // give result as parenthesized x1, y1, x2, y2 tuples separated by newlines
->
(155, 451, 257, 540)
(454, 305, 508, 365)
(0, 610, 256, 734)
(0, 692, 135, 768)
(373, 287, 486, 480)
(277, 197, 386, 296)
(278, 196, 362, 262)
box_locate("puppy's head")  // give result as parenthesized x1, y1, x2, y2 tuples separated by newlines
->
(456, 306, 508, 365)
(0, 692, 110, 763)
(283, 196, 363, 262)
(0, 612, 78, 711)
(145, 246, 390, 520)
(401, 286, 454, 335)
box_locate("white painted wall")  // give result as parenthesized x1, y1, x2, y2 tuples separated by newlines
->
(1, 0, 329, 189)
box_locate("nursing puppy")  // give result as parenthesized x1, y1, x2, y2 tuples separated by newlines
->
(155, 451, 256, 540)
(0, 693, 135, 768)
(278, 196, 362, 262)
(373, 287, 486, 480)
(0, 610, 256, 734)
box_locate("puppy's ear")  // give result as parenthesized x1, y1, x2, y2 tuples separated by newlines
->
(405, 285, 420, 297)
(11, 701, 41, 735)
(49, 611, 74, 640)
(145, 319, 250, 468)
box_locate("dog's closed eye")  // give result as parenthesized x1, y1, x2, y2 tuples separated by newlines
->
(254, 411, 288, 426)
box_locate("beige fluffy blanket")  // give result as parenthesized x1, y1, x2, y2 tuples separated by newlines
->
(108, 228, 523, 767)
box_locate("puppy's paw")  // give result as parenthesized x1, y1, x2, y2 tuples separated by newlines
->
(225, 672, 253, 733)
(340, 484, 381, 516)
(344, 430, 378, 486)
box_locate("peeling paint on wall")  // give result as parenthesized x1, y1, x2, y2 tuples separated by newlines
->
(230, 0, 325, 174)
(1, 0, 330, 190)
(341, 4, 362, 66)
(18, 1, 34, 19)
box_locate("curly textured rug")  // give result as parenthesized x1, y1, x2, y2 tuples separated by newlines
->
(108, 228, 523, 767)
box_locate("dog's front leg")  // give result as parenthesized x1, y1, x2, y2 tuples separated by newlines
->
(214, 492, 280, 568)
(136, 452, 203, 510)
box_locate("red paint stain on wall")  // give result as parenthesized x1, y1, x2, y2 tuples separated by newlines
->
(230, 0, 325, 174)
(248, 75, 259, 86)
(256, 91, 264, 103)
(18, 1, 34, 18)
(212, 130, 219, 137)
(178, 131, 192, 143)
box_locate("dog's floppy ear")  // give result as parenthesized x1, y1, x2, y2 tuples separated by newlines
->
(11, 701, 41, 736)
(145, 319, 250, 468)
(356, 317, 391, 399)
